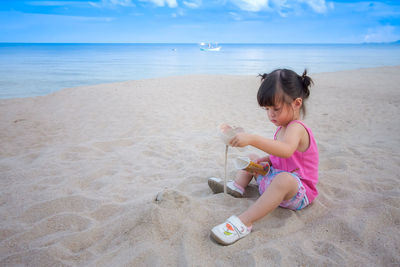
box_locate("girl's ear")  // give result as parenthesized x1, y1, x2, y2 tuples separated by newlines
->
(293, 98, 302, 109)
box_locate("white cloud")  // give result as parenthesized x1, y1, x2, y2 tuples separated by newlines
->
(108, 0, 133, 6)
(28, 1, 81, 6)
(270, 0, 291, 16)
(299, 0, 327, 13)
(231, 0, 331, 14)
(183, 0, 202, 9)
(105, 0, 134, 6)
(364, 25, 400, 43)
(91, 0, 177, 8)
(172, 9, 185, 17)
(17, 11, 115, 22)
(89, 0, 135, 8)
(231, 0, 269, 12)
(91, 0, 332, 12)
(229, 12, 242, 21)
(143, 0, 178, 8)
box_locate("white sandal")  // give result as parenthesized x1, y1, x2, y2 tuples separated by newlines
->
(208, 177, 244, 198)
(211, 215, 252, 245)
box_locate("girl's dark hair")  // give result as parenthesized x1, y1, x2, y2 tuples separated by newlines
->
(257, 69, 313, 117)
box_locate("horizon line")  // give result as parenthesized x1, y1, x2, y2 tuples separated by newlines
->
(1, 41, 399, 45)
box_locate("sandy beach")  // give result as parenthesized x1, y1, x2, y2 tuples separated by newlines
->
(1, 66, 399, 266)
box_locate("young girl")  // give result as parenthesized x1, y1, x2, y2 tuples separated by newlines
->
(209, 68, 319, 245)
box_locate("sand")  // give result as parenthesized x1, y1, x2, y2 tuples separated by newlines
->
(0, 66, 399, 266)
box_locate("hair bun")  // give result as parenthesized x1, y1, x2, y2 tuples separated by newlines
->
(258, 73, 268, 81)
(301, 69, 313, 98)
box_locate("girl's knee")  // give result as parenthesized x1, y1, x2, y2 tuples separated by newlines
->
(272, 173, 298, 191)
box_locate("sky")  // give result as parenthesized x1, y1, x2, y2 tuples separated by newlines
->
(0, 0, 399, 43)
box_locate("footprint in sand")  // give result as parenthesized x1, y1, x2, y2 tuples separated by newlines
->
(90, 204, 124, 222)
(60, 144, 108, 161)
(60, 227, 104, 254)
(2, 214, 92, 257)
(154, 189, 190, 212)
(320, 158, 348, 171)
(20, 195, 98, 224)
(319, 183, 352, 200)
(313, 241, 346, 265)
(93, 139, 134, 153)
(0, 228, 21, 242)
(259, 247, 282, 264)
(32, 213, 92, 236)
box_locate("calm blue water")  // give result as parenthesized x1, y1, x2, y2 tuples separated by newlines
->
(1, 43, 400, 98)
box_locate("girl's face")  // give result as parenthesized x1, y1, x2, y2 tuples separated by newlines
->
(264, 98, 301, 126)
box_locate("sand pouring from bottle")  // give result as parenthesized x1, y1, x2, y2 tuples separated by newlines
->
(218, 124, 244, 196)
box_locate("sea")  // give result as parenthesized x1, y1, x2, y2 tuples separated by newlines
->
(1, 43, 400, 99)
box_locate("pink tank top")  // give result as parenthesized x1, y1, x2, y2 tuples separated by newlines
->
(269, 120, 319, 203)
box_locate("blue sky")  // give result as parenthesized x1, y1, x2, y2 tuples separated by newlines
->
(0, 0, 399, 43)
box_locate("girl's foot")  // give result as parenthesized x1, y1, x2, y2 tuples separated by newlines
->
(210, 215, 252, 245)
(208, 177, 244, 198)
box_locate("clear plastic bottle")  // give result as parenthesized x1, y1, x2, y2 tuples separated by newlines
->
(218, 124, 244, 145)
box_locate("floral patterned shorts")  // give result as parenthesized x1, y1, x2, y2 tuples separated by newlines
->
(256, 166, 309, 211)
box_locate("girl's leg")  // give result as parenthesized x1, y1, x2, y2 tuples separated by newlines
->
(234, 170, 253, 190)
(234, 154, 259, 189)
(238, 172, 299, 227)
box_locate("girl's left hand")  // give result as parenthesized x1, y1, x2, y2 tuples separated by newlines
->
(229, 132, 252, 147)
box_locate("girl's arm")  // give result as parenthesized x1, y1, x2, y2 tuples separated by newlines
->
(230, 123, 305, 158)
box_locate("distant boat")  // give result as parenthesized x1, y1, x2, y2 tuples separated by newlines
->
(200, 42, 221, 51)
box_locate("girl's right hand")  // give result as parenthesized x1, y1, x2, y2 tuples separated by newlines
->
(247, 157, 269, 176)
(255, 156, 270, 164)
